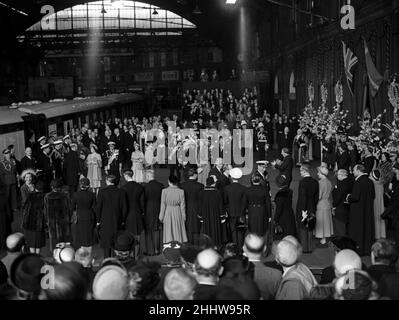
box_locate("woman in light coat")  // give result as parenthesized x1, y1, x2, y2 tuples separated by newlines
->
(314, 166, 334, 244)
(159, 175, 187, 244)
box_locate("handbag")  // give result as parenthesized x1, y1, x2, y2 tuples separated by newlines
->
(71, 210, 78, 224)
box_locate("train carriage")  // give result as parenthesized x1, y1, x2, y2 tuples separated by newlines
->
(0, 93, 144, 159)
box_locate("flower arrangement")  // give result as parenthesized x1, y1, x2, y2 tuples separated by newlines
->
(388, 74, 399, 111)
(383, 117, 399, 154)
(351, 113, 386, 152)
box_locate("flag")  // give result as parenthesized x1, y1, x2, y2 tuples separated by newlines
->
(342, 41, 358, 96)
(363, 38, 384, 97)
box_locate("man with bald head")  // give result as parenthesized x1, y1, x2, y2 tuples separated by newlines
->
(1, 233, 25, 275)
(332, 169, 353, 236)
(275, 238, 317, 300)
(193, 248, 222, 300)
(164, 268, 197, 300)
(243, 234, 282, 300)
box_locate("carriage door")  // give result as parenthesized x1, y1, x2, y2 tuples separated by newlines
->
(22, 113, 47, 147)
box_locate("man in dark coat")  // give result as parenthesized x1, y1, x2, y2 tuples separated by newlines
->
(36, 143, 53, 193)
(223, 168, 247, 247)
(381, 164, 399, 253)
(208, 158, 223, 182)
(96, 174, 128, 258)
(121, 169, 144, 260)
(20, 147, 37, 172)
(322, 136, 335, 170)
(336, 144, 351, 172)
(348, 164, 375, 256)
(362, 147, 376, 175)
(143, 170, 164, 255)
(63, 143, 80, 198)
(274, 148, 294, 187)
(181, 168, 204, 244)
(44, 179, 71, 252)
(332, 169, 353, 236)
(296, 164, 319, 253)
(278, 127, 293, 153)
(216, 165, 231, 192)
(0, 149, 18, 232)
(198, 177, 224, 246)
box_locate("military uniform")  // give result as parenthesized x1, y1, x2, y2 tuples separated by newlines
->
(0, 156, 18, 234)
(256, 129, 268, 161)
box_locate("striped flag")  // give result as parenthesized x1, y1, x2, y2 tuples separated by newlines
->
(342, 41, 358, 96)
(363, 38, 384, 97)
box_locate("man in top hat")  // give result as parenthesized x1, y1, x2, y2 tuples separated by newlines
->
(51, 140, 64, 180)
(36, 143, 52, 193)
(0, 148, 18, 226)
(181, 168, 204, 244)
(273, 148, 294, 188)
(223, 168, 247, 247)
(143, 170, 164, 256)
(63, 143, 80, 197)
(121, 169, 144, 260)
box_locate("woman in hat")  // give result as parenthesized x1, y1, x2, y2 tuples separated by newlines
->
(370, 170, 386, 239)
(44, 179, 71, 252)
(274, 174, 297, 239)
(86, 144, 102, 195)
(71, 178, 96, 252)
(159, 175, 187, 244)
(314, 166, 334, 245)
(20, 170, 46, 254)
(131, 142, 145, 183)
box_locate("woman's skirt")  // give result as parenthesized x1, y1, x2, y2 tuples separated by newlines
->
(75, 220, 95, 247)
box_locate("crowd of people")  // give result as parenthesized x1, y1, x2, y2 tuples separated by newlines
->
(0, 86, 399, 300)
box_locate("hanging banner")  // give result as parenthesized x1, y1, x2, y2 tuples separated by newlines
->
(134, 72, 154, 82)
(162, 70, 180, 81)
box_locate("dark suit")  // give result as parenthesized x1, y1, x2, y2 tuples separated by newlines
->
(252, 260, 282, 300)
(378, 272, 399, 300)
(20, 155, 37, 171)
(144, 179, 164, 255)
(382, 181, 399, 252)
(275, 156, 293, 187)
(224, 182, 247, 246)
(216, 173, 231, 192)
(193, 284, 218, 300)
(121, 181, 144, 236)
(36, 152, 52, 193)
(363, 155, 376, 175)
(96, 185, 128, 257)
(348, 175, 375, 256)
(336, 151, 351, 172)
(296, 176, 319, 253)
(63, 151, 80, 197)
(278, 133, 293, 153)
(332, 178, 353, 236)
(181, 179, 204, 243)
(71, 190, 96, 248)
(208, 167, 222, 182)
